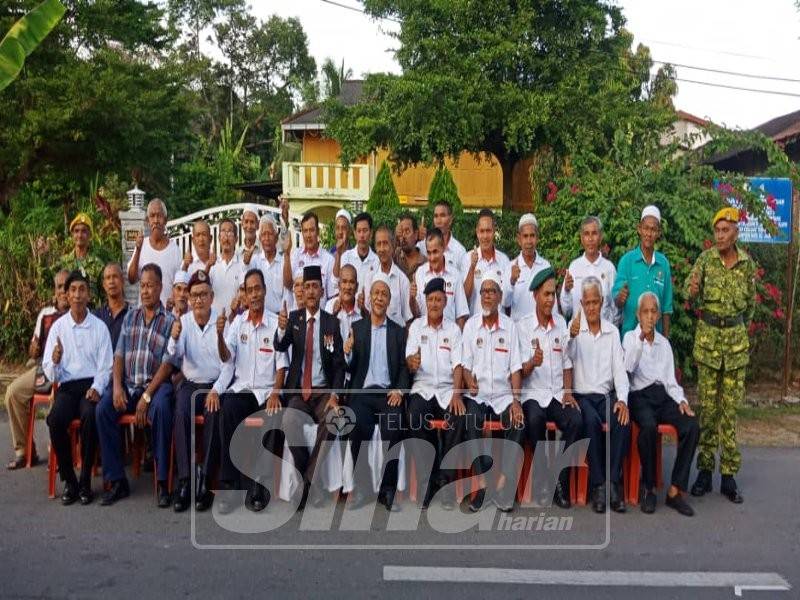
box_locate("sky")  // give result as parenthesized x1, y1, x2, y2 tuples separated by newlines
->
(249, 0, 800, 129)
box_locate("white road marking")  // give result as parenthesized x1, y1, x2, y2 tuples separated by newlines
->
(383, 566, 791, 594)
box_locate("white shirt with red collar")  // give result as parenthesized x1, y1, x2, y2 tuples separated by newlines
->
(340, 246, 379, 293)
(406, 316, 463, 409)
(460, 246, 511, 315)
(289, 245, 336, 301)
(417, 233, 467, 274)
(413, 262, 469, 324)
(461, 312, 522, 414)
(517, 311, 572, 408)
(324, 296, 363, 341)
(502, 252, 553, 322)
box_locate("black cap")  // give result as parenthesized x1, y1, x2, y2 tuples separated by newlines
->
(423, 277, 446, 295)
(303, 265, 322, 283)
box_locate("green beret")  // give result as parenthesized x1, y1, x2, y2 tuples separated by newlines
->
(529, 267, 556, 292)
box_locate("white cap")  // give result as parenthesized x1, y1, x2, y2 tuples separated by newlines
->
(173, 270, 190, 286)
(518, 213, 538, 231)
(641, 205, 661, 222)
(370, 272, 392, 293)
(480, 270, 502, 289)
(335, 208, 352, 225)
(242, 204, 259, 218)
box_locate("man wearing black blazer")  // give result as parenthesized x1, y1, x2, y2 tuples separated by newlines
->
(274, 265, 346, 506)
(345, 272, 410, 511)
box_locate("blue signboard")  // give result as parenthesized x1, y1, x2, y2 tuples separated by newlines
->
(715, 178, 793, 245)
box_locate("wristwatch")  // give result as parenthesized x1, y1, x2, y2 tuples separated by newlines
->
(142, 391, 152, 405)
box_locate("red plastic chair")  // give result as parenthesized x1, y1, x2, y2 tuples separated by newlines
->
(572, 423, 632, 506)
(626, 423, 679, 505)
(26, 391, 53, 467)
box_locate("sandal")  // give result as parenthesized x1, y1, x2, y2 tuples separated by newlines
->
(6, 456, 26, 470)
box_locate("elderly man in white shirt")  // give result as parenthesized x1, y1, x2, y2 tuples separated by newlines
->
(43, 271, 113, 506)
(405, 277, 465, 510)
(416, 199, 466, 272)
(182, 220, 214, 277)
(517, 267, 583, 510)
(163, 270, 226, 512)
(560, 216, 618, 323)
(568, 275, 631, 514)
(209, 218, 244, 316)
(411, 228, 469, 329)
(624, 291, 699, 517)
(461, 209, 510, 315)
(502, 213, 553, 322)
(461, 272, 524, 513)
(363, 225, 413, 326)
(325, 264, 364, 341)
(244, 213, 286, 316)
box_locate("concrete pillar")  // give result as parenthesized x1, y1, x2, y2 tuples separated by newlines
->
(119, 208, 146, 305)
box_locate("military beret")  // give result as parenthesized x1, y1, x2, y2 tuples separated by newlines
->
(69, 212, 94, 235)
(712, 206, 739, 226)
(187, 269, 211, 292)
(529, 267, 556, 292)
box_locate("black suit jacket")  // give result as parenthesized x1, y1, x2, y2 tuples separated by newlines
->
(347, 316, 410, 393)
(274, 308, 346, 393)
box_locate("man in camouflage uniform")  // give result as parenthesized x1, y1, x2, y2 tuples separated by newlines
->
(685, 206, 754, 503)
(56, 212, 105, 303)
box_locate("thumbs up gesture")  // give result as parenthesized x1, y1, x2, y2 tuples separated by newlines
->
(410, 279, 418, 300)
(216, 308, 227, 336)
(207, 250, 217, 269)
(418, 215, 427, 242)
(470, 246, 479, 268)
(615, 282, 629, 307)
(171, 318, 182, 340)
(182, 251, 192, 271)
(688, 270, 701, 297)
(407, 345, 422, 372)
(510, 262, 521, 285)
(135, 230, 144, 250)
(343, 327, 354, 354)
(279, 194, 289, 225)
(570, 306, 582, 338)
(357, 288, 366, 311)
(564, 269, 574, 292)
(532, 338, 544, 367)
(52, 336, 63, 364)
(278, 301, 288, 330)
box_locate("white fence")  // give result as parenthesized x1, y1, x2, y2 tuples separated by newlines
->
(282, 162, 371, 203)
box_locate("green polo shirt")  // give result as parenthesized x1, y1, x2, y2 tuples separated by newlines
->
(612, 246, 673, 337)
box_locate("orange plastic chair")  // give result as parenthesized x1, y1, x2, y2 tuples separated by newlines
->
(572, 423, 632, 506)
(26, 391, 53, 467)
(626, 422, 679, 505)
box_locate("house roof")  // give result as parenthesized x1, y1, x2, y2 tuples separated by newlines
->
(707, 107, 800, 170)
(675, 110, 709, 127)
(282, 80, 365, 130)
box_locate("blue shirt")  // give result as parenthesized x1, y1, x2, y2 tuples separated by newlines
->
(364, 320, 391, 388)
(612, 246, 673, 338)
(93, 303, 129, 352)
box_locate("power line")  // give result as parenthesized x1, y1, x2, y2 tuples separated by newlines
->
(318, 0, 401, 23)
(654, 60, 800, 84)
(675, 77, 800, 98)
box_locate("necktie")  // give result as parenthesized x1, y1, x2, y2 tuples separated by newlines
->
(302, 316, 315, 401)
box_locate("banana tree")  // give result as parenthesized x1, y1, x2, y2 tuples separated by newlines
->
(0, 0, 66, 92)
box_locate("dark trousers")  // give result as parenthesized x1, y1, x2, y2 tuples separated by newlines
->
(464, 397, 525, 487)
(281, 390, 338, 488)
(406, 394, 467, 494)
(173, 381, 216, 481)
(218, 391, 260, 486)
(629, 383, 700, 491)
(575, 392, 631, 488)
(96, 382, 174, 482)
(47, 378, 96, 487)
(348, 387, 404, 494)
(523, 398, 583, 487)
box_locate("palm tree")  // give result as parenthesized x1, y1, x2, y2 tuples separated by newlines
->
(321, 57, 353, 100)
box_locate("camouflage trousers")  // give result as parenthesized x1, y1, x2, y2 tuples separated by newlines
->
(696, 364, 744, 475)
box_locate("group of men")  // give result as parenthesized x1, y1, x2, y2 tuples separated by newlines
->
(5, 197, 754, 519)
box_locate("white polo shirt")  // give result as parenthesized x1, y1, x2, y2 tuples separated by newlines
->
(623, 326, 686, 404)
(364, 262, 413, 326)
(559, 252, 618, 323)
(461, 313, 522, 414)
(340, 246, 379, 293)
(209, 253, 245, 316)
(406, 317, 463, 409)
(417, 234, 467, 274)
(289, 246, 336, 301)
(324, 297, 363, 341)
(248, 251, 285, 316)
(517, 312, 572, 407)
(459, 247, 511, 315)
(166, 309, 223, 384)
(567, 316, 629, 404)
(413, 263, 469, 324)
(502, 252, 553, 322)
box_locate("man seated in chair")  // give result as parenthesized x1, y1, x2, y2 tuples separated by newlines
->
(43, 271, 113, 505)
(623, 291, 699, 517)
(5, 269, 69, 470)
(210, 268, 288, 513)
(274, 265, 346, 508)
(461, 272, 525, 513)
(568, 276, 630, 514)
(96, 263, 176, 507)
(517, 267, 583, 510)
(405, 277, 465, 510)
(345, 273, 410, 512)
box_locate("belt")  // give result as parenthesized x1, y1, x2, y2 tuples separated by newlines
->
(701, 313, 744, 328)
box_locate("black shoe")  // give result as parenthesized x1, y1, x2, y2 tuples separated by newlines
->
(100, 478, 130, 506)
(721, 476, 743, 504)
(157, 481, 171, 508)
(195, 474, 213, 511)
(666, 493, 695, 516)
(641, 490, 657, 514)
(553, 481, 571, 509)
(591, 485, 606, 514)
(61, 482, 79, 506)
(468, 488, 487, 513)
(492, 486, 515, 512)
(245, 483, 270, 512)
(609, 482, 626, 513)
(173, 479, 190, 512)
(216, 481, 236, 514)
(78, 484, 94, 506)
(347, 489, 371, 510)
(378, 489, 400, 512)
(690, 469, 712, 497)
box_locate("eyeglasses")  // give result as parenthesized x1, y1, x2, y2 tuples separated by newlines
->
(190, 291, 210, 301)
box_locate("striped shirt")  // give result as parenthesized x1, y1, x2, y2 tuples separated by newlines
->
(115, 303, 174, 394)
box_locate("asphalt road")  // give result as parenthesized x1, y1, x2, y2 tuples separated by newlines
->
(1, 417, 798, 600)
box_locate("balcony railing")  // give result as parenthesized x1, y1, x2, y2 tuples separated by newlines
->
(282, 162, 371, 203)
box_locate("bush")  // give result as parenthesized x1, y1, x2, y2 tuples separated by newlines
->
(366, 161, 400, 212)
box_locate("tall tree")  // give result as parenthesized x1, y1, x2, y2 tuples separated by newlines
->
(321, 57, 353, 99)
(326, 0, 674, 210)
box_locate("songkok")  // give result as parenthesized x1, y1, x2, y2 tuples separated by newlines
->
(303, 265, 322, 282)
(423, 277, 446, 295)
